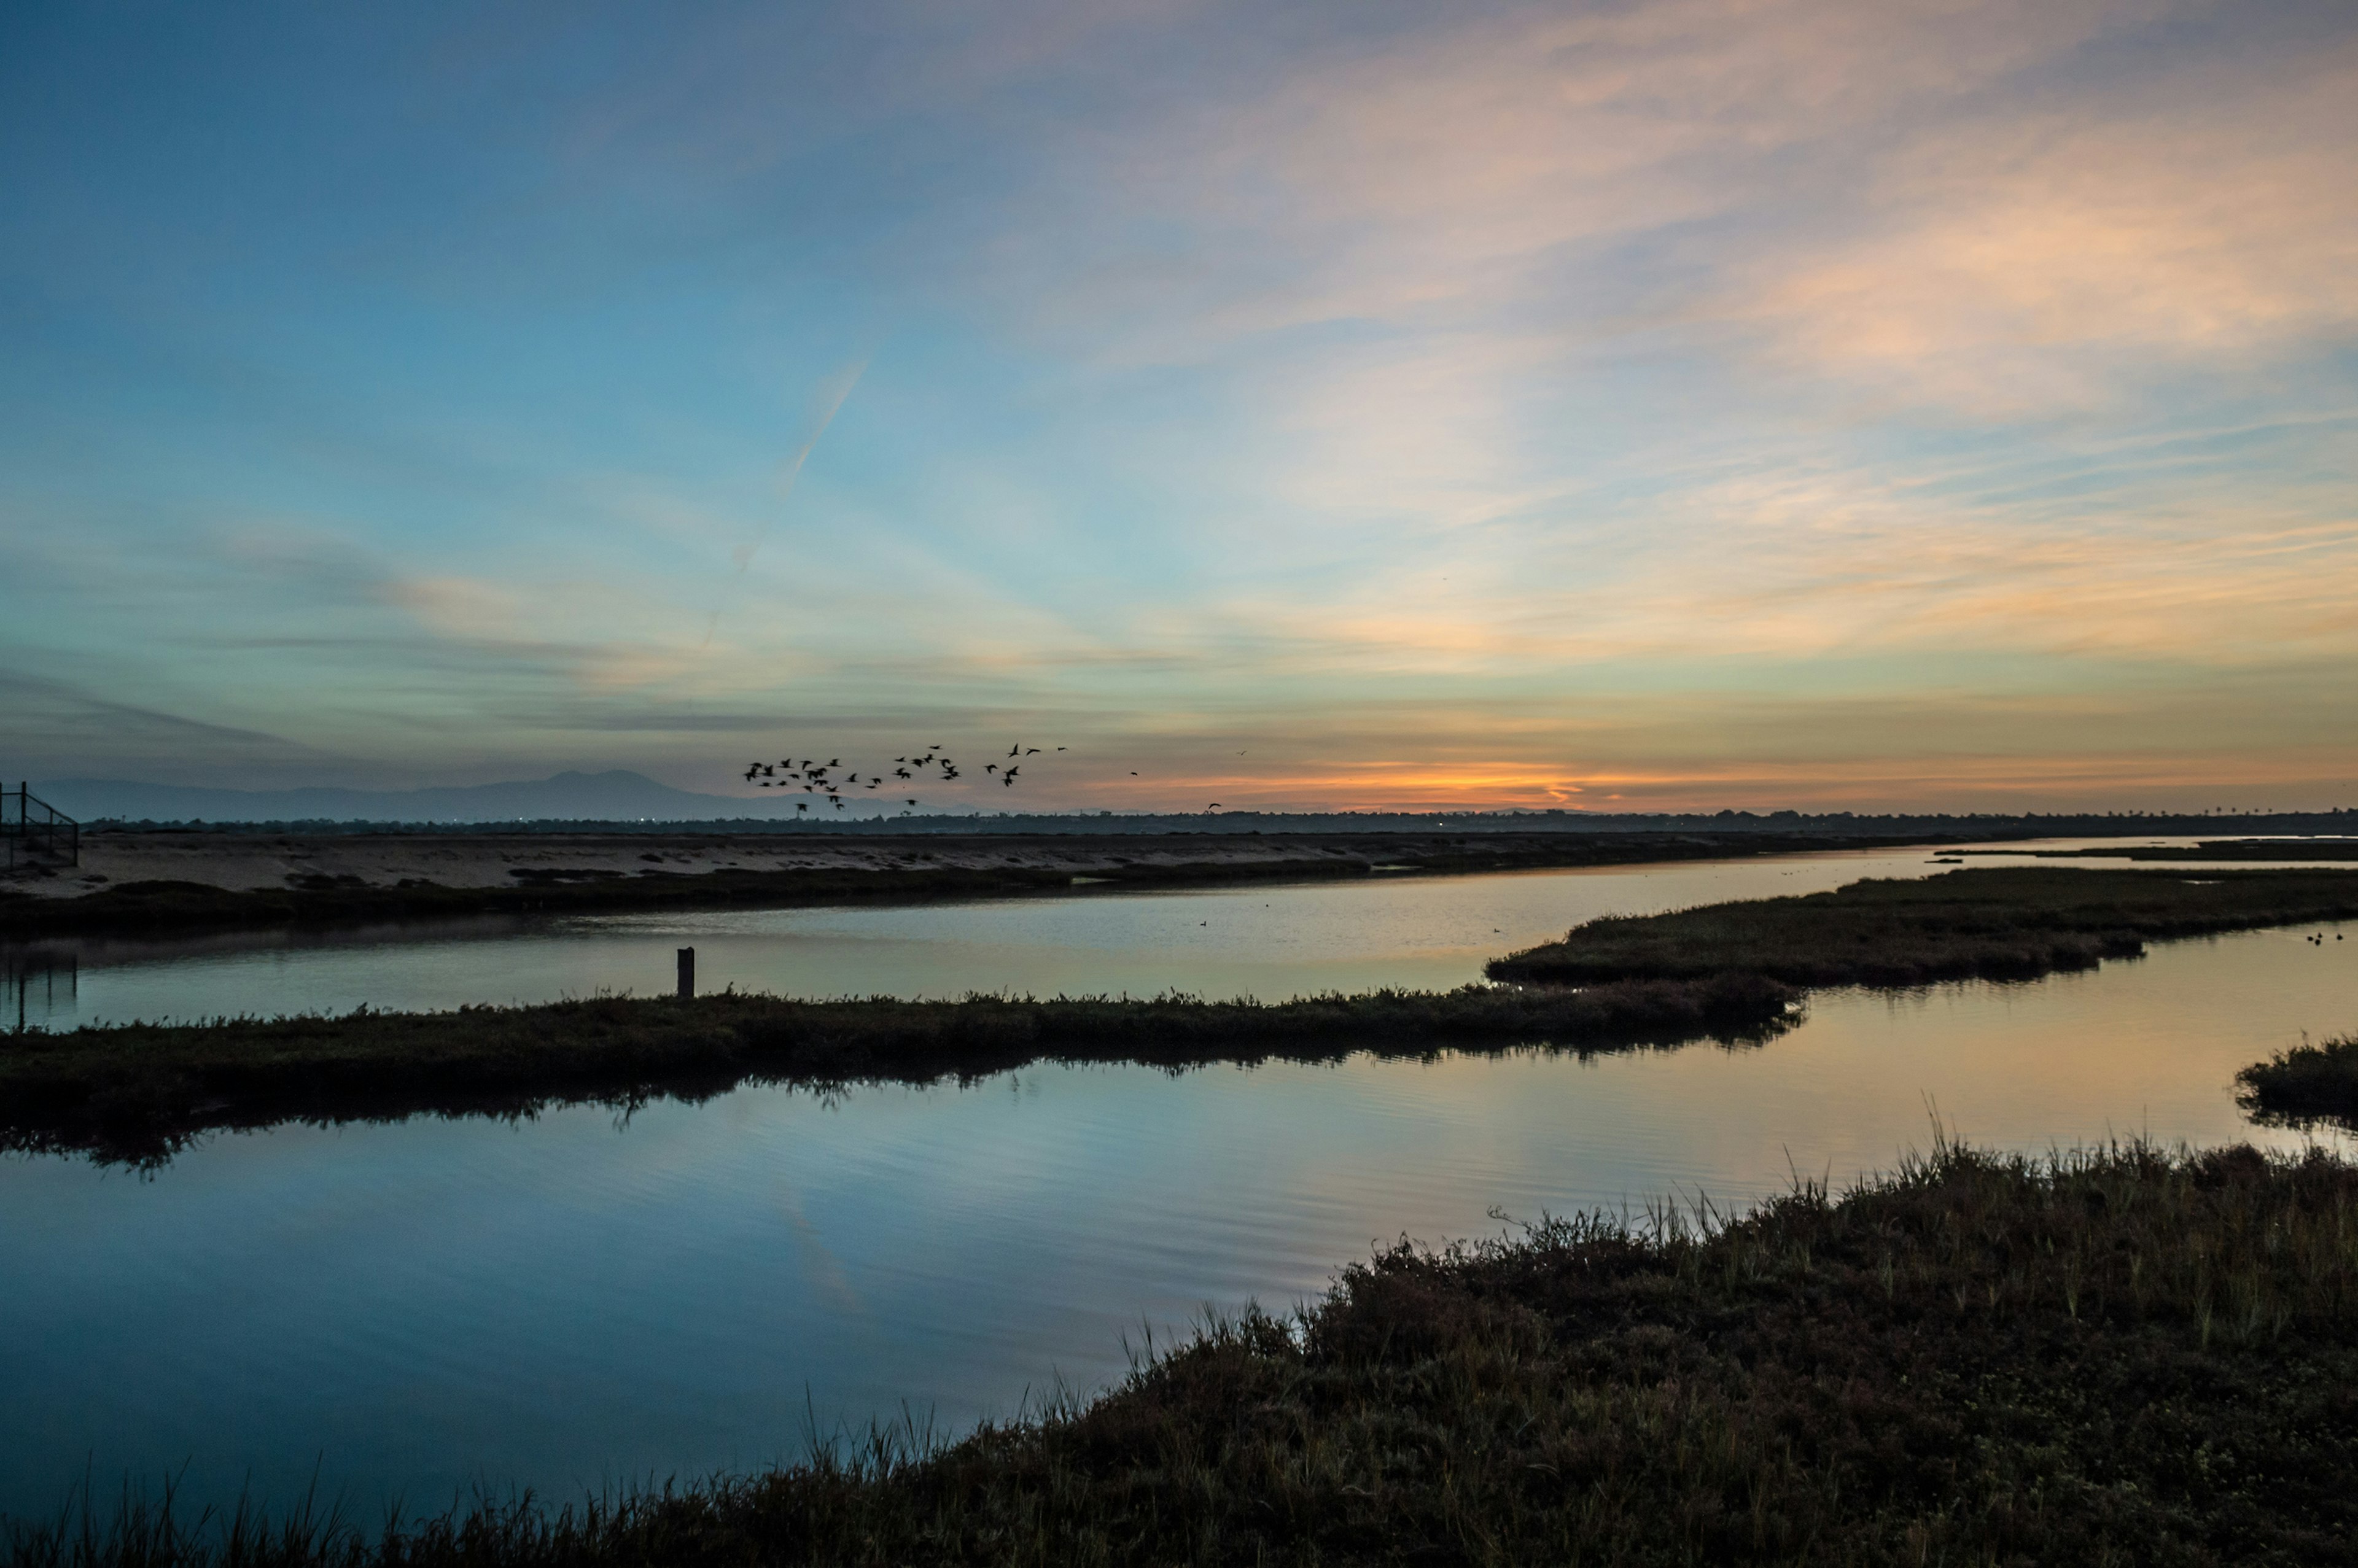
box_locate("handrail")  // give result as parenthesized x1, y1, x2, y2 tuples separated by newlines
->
(2, 782, 79, 870)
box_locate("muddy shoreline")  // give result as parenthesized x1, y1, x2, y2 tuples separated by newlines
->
(0, 829, 1975, 939)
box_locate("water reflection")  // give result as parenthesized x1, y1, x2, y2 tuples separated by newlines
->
(5, 948, 74, 1033)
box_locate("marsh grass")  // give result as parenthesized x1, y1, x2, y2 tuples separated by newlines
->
(2239, 1033, 2358, 1130)
(1990, 840, 2358, 863)
(0, 977, 1794, 1165)
(1488, 866, 2358, 987)
(12, 1137, 2358, 1566)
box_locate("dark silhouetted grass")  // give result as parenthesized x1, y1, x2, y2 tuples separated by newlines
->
(1488, 866, 2358, 987)
(12, 1138, 2358, 1565)
(2239, 1032, 2358, 1130)
(1981, 839, 2358, 862)
(0, 976, 1794, 1165)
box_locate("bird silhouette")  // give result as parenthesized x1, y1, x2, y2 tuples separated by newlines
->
(1008, 745, 1019, 758)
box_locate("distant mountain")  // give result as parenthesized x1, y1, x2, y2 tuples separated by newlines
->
(36, 770, 795, 823)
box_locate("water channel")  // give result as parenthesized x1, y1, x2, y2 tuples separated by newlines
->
(4, 841, 2356, 1519)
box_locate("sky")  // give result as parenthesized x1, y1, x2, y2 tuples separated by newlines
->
(4, 0, 2355, 814)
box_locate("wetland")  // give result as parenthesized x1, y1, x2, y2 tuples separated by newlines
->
(6, 839, 2358, 1560)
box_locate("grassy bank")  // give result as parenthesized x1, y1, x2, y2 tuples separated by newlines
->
(1972, 839, 2358, 863)
(2239, 1033, 2358, 1128)
(0, 977, 1792, 1165)
(1487, 866, 2358, 988)
(14, 1139, 2358, 1566)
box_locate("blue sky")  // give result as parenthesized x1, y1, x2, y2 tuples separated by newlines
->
(5, 0, 2355, 811)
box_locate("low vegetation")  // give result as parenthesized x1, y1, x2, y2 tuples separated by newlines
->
(1980, 839, 2358, 863)
(0, 977, 1793, 1165)
(14, 1139, 2358, 1566)
(2238, 1033, 2358, 1129)
(1488, 866, 2358, 987)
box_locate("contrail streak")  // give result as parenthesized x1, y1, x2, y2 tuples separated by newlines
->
(701, 355, 870, 654)
(733, 356, 868, 575)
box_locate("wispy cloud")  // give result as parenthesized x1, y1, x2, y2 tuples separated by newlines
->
(7, 0, 2356, 807)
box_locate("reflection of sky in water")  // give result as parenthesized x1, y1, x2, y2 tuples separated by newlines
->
(3, 902, 2355, 1520)
(11, 839, 2342, 1027)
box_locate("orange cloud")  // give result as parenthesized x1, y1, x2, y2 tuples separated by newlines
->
(1725, 47, 2358, 410)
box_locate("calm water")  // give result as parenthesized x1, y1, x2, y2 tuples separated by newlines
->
(4, 842, 2356, 1519)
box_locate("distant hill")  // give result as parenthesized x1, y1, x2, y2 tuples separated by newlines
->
(36, 770, 795, 824)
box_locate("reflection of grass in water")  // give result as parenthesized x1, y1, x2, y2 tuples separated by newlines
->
(1, 978, 1796, 1166)
(18, 1137, 2358, 1564)
(1490, 866, 2358, 987)
(2239, 1033, 2358, 1131)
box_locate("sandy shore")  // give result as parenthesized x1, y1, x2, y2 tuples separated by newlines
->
(2, 827, 1972, 942)
(4, 829, 1390, 899)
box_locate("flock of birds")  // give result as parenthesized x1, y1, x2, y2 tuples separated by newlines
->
(741, 743, 1072, 813)
(739, 741, 1258, 813)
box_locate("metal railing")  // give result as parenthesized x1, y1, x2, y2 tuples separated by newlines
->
(2, 782, 79, 871)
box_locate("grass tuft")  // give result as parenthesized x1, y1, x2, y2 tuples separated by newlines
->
(2238, 1033, 2358, 1130)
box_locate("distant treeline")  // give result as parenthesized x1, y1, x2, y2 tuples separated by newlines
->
(82, 807, 2358, 837)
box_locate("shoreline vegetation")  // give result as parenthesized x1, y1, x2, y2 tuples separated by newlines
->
(2239, 1033, 2358, 1130)
(12, 1138, 2358, 1565)
(8, 866, 2356, 1165)
(1, 829, 1974, 940)
(1487, 866, 2358, 988)
(1, 979, 1796, 1166)
(1964, 839, 2358, 863)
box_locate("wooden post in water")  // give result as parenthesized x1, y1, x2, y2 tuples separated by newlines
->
(677, 946, 695, 999)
